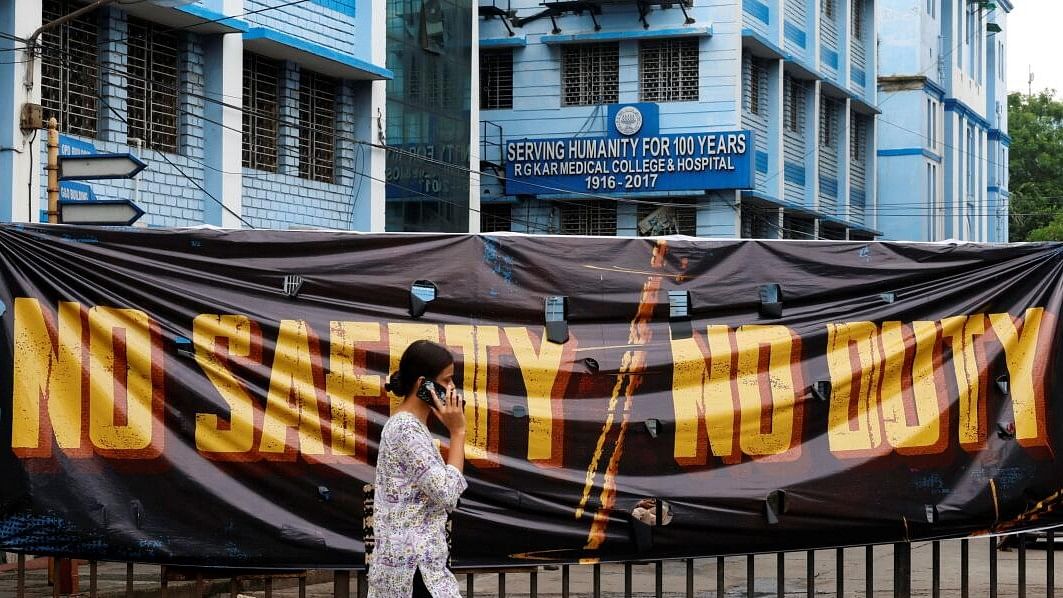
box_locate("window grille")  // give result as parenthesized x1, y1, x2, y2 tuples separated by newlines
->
(561, 43, 619, 107)
(299, 70, 338, 183)
(639, 38, 699, 102)
(127, 18, 179, 153)
(481, 49, 513, 110)
(40, 0, 98, 138)
(481, 204, 512, 232)
(745, 56, 767, 115)
(785, 76, 805, 133)
(783, 214, 815, 239)
(243, 53, 281, 172)
(823, 0, 835, 20)
(819, 98, 837, 148)
(636, 199, 697, 236)
(852, 0, 863, 40)
(850, 115, 866, 162)
(558, 201, 617, 235)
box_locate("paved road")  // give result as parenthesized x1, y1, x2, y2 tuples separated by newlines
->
(0, 537, 1058, 597)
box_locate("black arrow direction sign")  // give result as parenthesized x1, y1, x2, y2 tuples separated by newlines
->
(58, 153, 147, 181)
(58, 199, 146, 226)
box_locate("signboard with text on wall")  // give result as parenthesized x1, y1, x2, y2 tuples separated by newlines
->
(504, 103, 754, 196)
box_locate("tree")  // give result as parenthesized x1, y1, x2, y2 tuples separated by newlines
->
(1008, 91, 1063, 241)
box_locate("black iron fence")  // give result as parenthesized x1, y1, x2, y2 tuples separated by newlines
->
(4, 531, 1058, 597)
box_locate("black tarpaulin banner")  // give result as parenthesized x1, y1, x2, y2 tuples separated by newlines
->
(0, 224, 1061, 568)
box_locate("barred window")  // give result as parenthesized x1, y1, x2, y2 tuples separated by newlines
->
(127, 17, 179, 153)
(744, 54, 767, 115)
(850, 115, 867, 161)
(852, 0, 863, 41)
(41, 0, 98, 138)
(561, 43, 619, 107)
(243, 53, 281, 172)
(823, 0, 835, 20)
(481, 204, 512, 232)
(480, 49, 513, 110)
(784, 76, 805, 133)
(819, 98, 837, 148)
(559, 201, 617, 235)
(639, 38, 699, 102)
(299, 69, 338, 183)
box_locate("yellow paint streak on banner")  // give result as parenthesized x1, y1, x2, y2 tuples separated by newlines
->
(582, 241, 666, 549)
(12, 299, 83, 452)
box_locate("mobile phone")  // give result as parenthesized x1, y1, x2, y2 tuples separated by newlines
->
(416, 380, 438, 406)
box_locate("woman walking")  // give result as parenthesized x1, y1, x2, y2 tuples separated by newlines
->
(368, 340, 467, 598)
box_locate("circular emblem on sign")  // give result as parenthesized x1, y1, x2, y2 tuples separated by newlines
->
(614, 106, 644, 136)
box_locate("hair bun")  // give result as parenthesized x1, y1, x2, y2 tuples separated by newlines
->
(386, 371, 404, 396)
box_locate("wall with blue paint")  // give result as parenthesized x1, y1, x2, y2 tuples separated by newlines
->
(243, 0, 369, 60)
(876, 0, 1010, 241)
(481, 0, 879, 239)
(9, 0, 386, 230)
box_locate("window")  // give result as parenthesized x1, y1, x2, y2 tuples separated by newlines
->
(852, 0, 863, 41)
(558, 201, 617, 235)
(299, 69, 338, 183)
(927, 99, 937, 149)
(480, 49, 513, 110)
(966, 127, 975, 198)
(636, 199, 697, 236)
(127, 17, 179, 153)
(850, 115, 866, 162)
(639, 38, 699, 102)
(243, 53, 281, 172)
(823, 0, 835, 21)
(744, 54, 767, 116)
(820, 98, 837, 148)
(561, 43, 619, 106)
(40, 0, 98, 138)
(785, 76, 805, 133)
(999, 42, 1005, 81)
(481, 204, 512, 233)
(966, 4, 975, 77)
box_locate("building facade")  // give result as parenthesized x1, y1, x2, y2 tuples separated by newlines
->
(0, 0, 391, 229)
(876, 0, 1011, 242)
(477, 0, 879, 240)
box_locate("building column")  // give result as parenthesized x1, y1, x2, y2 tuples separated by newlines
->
(278, 61, 301, 177)
(202, 30, 243, 227)
(696, 192, 740, 238)
(179, 33, 206, 164)
(99, 7, 127, 143)
(0, 0, 42, 222)
(616, 200, 638, 237)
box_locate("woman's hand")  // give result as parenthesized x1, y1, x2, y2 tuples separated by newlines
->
(429, 383, 466, 437)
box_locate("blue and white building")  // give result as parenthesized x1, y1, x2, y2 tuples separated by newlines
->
(0, 0, 393, 229)
(876, 0, 1011, 242)
(477, 0, 880, 240)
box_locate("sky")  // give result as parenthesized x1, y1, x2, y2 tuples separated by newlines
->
(1007, 2, 1063, 96)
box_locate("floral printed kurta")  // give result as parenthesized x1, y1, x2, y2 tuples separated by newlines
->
(369, 412, 467, 598)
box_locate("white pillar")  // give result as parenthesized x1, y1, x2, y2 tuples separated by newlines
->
(0, 0, 43, 223)
(202, 29, 243, 227)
